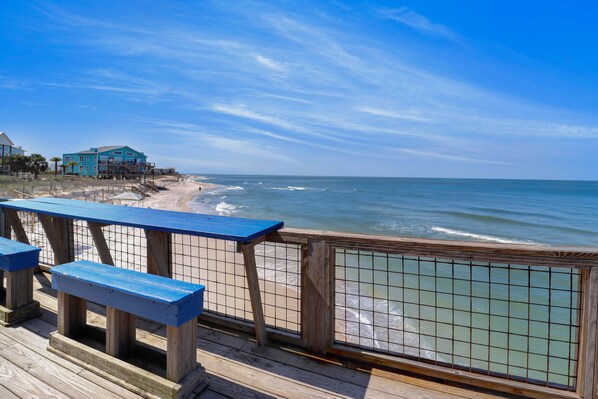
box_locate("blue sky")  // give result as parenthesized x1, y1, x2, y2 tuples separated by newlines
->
(1, 1, 597, 179)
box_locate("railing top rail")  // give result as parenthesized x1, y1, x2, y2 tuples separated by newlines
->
(269, 227, 598, 268)
(0, 198, 283, 243)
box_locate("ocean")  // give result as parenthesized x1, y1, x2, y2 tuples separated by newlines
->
(188, 175, 598, 247)
(188, 175, 597, 386)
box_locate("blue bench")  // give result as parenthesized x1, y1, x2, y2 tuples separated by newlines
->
(49, 260, 206, 398)
(0, 236, 41, 326)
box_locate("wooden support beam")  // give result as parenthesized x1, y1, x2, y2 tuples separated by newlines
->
(106, 306, 136, 359)
(240, 242, 268, 346)
(579, 267, 598, 398)
(6, 268, 33, 309)
(166, 318, 197, 382)
(38, 213, 72, 264)
(145, 229, 171, 277)
(4, 209, 30, 244)
(301, 239, 333, 354)
(57, 292, 86, 338)
(87, 222, 114, 265)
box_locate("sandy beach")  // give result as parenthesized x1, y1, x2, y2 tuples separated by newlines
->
(140, 175, 217, 212)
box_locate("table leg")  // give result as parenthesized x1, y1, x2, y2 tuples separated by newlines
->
(240, 243, 268, 346)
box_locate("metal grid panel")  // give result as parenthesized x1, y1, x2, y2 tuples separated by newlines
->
(171, 235, 301, 334)
(334, 249, 581, 391)
(12, 211, 56, 265)
(255, 241, 301, 333)
(73, 221, 148, 273)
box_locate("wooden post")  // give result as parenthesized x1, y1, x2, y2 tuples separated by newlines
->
(106, 306, 136, 358)
(87, 222, 114, 265)
(240, 242, 268, 346)
(578, 267, 598, 398)
(38, 214, 73, 265)
(6, 268, 34, 309)
(57, 291, 86, 338)
(145, 229, 171, 277)
(166, 319, 197, 382)
(4, 209, 30, 244)
(301, 239, 333, 354)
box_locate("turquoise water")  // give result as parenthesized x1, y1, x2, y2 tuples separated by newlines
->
(189, 174, 594, 387)
(189, 175, 598, 247)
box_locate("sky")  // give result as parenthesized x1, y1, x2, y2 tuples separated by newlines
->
(1, 1, 597, 179)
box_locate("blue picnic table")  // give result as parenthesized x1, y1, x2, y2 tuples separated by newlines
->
(0, 197, 283, 344)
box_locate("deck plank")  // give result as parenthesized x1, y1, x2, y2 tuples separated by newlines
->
(11, 272, 523, 399)
(0, 353, 69, 399)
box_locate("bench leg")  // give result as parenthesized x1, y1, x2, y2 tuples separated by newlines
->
(6, 269, 33, 309)
(166, 319, 197, 382)
(57, 292, 86, 338)
(106, 307, 136, 358)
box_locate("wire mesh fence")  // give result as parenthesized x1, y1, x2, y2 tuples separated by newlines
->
(8, 211, 302, 335)
(334, 248, 581, 391)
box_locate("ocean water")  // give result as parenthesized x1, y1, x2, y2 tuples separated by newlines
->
(188, 175, 596, 387)
(189, 175, 598, 247)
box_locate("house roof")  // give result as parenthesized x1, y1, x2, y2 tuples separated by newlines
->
(74, 145, 142, 155)
(0, 132, 16, 146)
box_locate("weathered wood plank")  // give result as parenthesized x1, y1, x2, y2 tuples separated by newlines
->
(268, 227, 598, 268)
(6, 268, 33, 309)
(579, 267, 598, 398)
(0, 333, 124, 399)
(145, 229, 171, 277)
(87, 221, 115, 265)
(302, 239, 332, 354)
(329, 345, 580, 399)
(167, 318, 197, 382)
(0, 353, 70, 399)
(106, 306, 136, 358)
(240, 242, 268, 346)
(38, 214, 70, 264)
(57, 291, 86, 338)
(4, 209, 30, 244)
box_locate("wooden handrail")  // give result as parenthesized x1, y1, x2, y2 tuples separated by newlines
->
(267, 227, 598, 268)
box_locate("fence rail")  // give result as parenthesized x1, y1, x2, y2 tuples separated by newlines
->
(2, 207, 597, 399)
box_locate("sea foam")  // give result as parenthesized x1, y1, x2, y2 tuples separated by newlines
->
(431, 226, 541, 245)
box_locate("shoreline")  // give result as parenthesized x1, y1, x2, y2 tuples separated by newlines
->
(140, 175, 218, 212)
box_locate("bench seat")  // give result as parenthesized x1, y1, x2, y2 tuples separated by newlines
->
(0, 236, 41, 272)
(49, 260, 207, 398)
(51, 260, 204, 327)
(0, 236, 41, 326)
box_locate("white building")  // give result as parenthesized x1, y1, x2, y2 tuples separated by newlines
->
(0, 132, 27, 175)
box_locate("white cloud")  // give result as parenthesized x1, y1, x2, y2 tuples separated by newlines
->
(380, 7, 459, 41)
(254, 55, 284, 71)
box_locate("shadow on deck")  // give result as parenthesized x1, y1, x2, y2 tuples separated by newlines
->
(0, 272, 524, 399)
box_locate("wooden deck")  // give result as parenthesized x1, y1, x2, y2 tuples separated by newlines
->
(0, 272, 522, 399)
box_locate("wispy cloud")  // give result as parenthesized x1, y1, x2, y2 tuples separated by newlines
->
(4, 1, 596, 176)
(254, 55, 284, 71)
(396, 149, 510, 165)
(379, 7, 459, 41)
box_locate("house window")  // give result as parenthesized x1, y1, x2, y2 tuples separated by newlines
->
(79, 166, 84, 171)
(79, 156, 84, 162)
(64, 156, 69, 162)
(126, 152, 134, 156)
(113, 151, 123, 155)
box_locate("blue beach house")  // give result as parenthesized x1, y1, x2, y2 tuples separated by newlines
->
(63, 145, 149, 178)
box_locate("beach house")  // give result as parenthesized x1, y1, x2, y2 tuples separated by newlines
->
(0, 131, 27, 175)
(62, 145, 149, 178)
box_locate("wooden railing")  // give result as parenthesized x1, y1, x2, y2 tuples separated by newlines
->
(2, 208, 597, 399)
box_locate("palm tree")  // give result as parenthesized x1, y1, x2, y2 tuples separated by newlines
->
(27, 154, 48, 179)
(50, 157, 62, 176)
(67, 161, 78, 175)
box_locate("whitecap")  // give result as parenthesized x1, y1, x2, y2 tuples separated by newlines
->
(215, 201, 238, 216)
(431, 226, 542, 245)
(226, 186, 244, 191)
